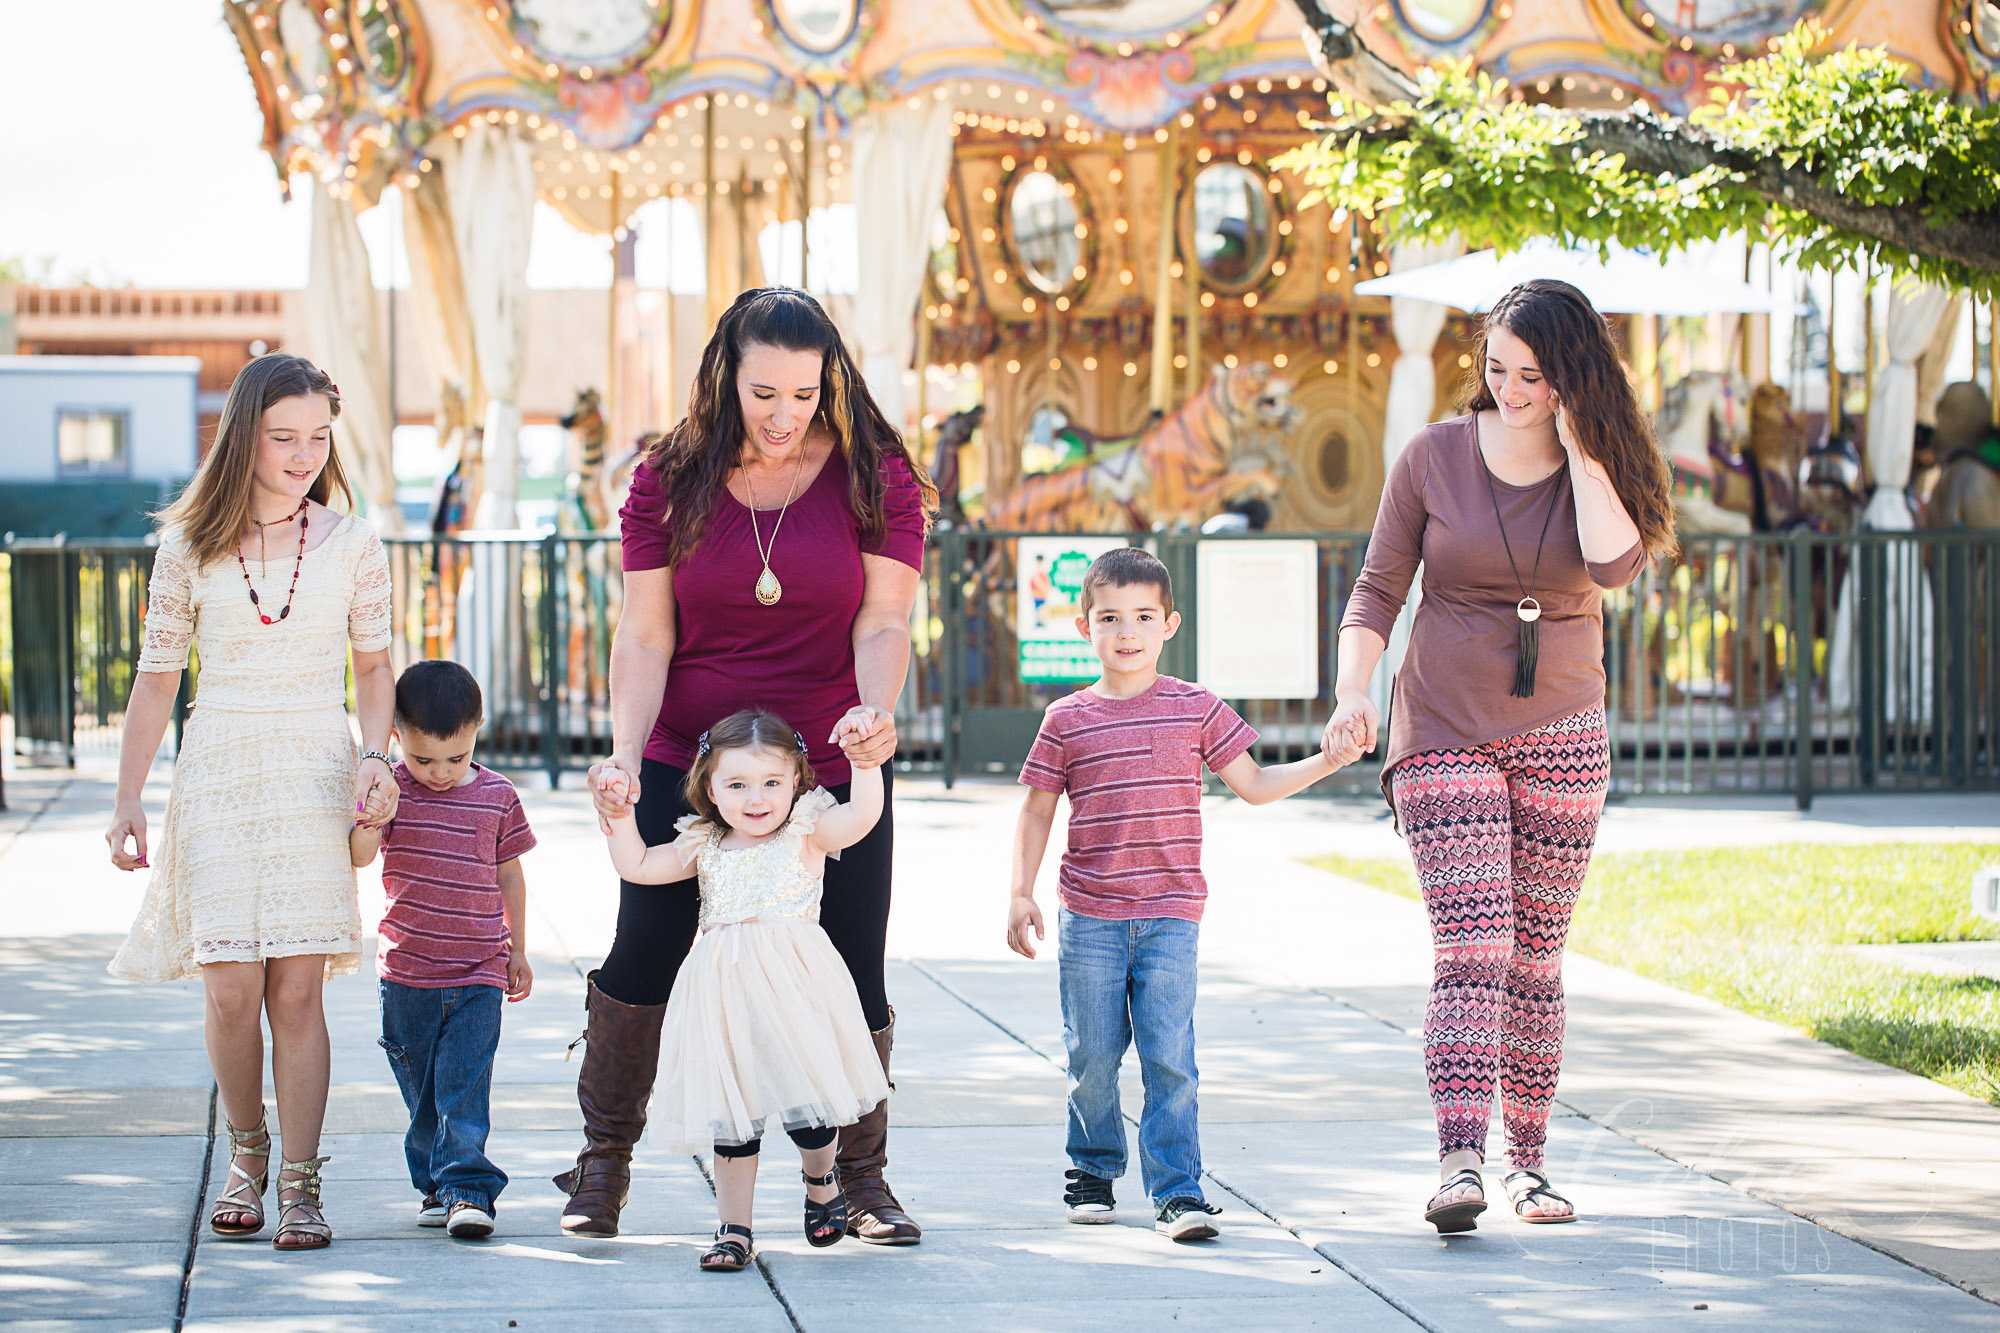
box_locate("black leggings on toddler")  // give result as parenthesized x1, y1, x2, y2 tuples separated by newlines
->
(712, 1125, 838, 1158)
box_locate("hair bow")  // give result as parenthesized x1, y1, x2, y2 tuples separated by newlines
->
(696, 730, 711, 758)
(793, 729, 808, 753)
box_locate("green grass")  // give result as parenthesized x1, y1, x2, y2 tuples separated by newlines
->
(1308, 843, 2000, 1105)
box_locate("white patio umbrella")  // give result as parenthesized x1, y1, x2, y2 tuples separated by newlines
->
(1353, 237, 1799, 315)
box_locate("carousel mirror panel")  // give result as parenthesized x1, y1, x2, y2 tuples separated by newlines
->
(772, 0, 859, 52)
(1393, 0, 1489, 44)
(350, 0, 407, 86)
(1185, 162, 1278, 294)
(1007, 170, 1082, 296)
(506, 0, 666, 71)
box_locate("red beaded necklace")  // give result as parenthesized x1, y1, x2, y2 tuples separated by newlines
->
(236, 498, 309, 624)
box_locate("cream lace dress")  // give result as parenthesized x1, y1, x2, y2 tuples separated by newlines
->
(650, 789, 891, 1152)
(109, 515, 393, 984)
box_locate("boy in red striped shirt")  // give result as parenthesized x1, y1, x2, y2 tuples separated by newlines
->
(1008, 547, 1363, 1240)
(350, 659, 536, 1240)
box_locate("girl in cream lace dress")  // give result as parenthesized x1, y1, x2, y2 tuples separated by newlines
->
(105, 354, 398, 1253)
(604, 709, 889, 1272)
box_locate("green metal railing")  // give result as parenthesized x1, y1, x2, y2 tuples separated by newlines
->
(7, 527, 1997, 805)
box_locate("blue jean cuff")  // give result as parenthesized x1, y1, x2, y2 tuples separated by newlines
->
(438, 1190, 494, 1212)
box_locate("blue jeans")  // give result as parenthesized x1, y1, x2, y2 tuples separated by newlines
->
(379, 980, 507, 1211)
(1057, 908, 1204, 1208)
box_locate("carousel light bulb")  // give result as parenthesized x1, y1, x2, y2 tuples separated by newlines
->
(982, 187, 997, 203)
(1242, 292, 1258, 307)
(756, 102, 769, 115)
(1166, 31, 1181, 46)
(1373, 259, 1387, 275)
(1049, 356, 1061, 369)
(1015, 89, 1028, 104)
(948, 227, 961, 242)
(1119, 268, 1133, 285)
(1366, 352, 1381, 367)
(1123, 361, 1138, 376)
(453, 124, 468, 138)
(1458, 353, 1473, 368)
(1202, 95, 1217, 110)
(1272, 259, 1287, 275)
(1205, 7, 1222, 21)
(544, 63, 558, 78)
(1196, 146, 1212, 162)
(1083, 355, 1099, 370)
(1117, 41, 1134, 56)
(647, 182, 660, 197)
(735, 94, 750, 108)
(940, 302, 953, 315)
(926, 305, 940, 320)
(509, 45, 523, 59)
(1001, 154, 1016, 170)
(1007, 359, 1021, 374)
(694, 95, 708, 109)
(1287, 76, 1301, 89)
(1072, 223, 1087, 239)
(790, 138, 802, 151)
(580, 65, 594, 79)
(1071, 264, 1086, 280)
(1229, 84, 1243, 99)
(528, 114, 542, 128)
(316, 74, 328, 87)
(419, 158, 432, 171)
(1107, 165, 1122, 183)
(1200, 292, 1215, 307)
(1170, 260, 1184, 278)
(1113, 217, 1128, 234)
(1180, 113, 1194, 128)
(505, 110, 520, 124)
(956, 276, 970, 292)
(1224, 354, 1238, 368)
(484, 5, 498, 20)
(993, 268, 1009, 283)
(1323, 359, 1338, 374)
(1257, 79, 1272, 93)
(1273, 353, 1288, 368)
(1039, 156, 1051, 172)
(1023, 13, 1039, 30)
(1041, 99, 1055, 113)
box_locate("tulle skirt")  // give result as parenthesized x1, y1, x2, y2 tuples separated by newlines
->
(651, 918, 889, 1152)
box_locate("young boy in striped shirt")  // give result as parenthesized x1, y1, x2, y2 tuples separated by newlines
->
(1007, 547, 1364, 1240)
(350, 659, 536, 1240)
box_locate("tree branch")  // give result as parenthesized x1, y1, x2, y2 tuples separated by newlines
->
(1292, 0, 2000, 276)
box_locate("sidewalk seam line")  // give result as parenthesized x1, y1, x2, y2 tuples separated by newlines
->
(902, 958, 1431, 1328)
(173, 1083, 217, 1333)
(0, 774, 72, 861)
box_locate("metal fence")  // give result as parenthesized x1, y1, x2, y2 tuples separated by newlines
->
(7, 528, 1997, 806)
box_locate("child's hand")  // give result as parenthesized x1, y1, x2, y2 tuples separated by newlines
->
(589, 758, 640, 835)
(1006, 897, 1045, 960)
(1325, 716, 1366, 770)
(505, 951, 533, 1001)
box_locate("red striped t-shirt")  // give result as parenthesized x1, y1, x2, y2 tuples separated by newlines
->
(376, 764, 538, 989)
(1019, 676, 1256, 923)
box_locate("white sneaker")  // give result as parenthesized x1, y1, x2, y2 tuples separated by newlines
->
(418, 1195, 448, 1227)
(446, 1201, 495, 1238)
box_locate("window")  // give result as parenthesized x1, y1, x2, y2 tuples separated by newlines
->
(58, 410, 129, 475)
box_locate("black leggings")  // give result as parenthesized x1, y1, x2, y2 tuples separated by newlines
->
(712, 1125, 837, 1158)
(593, 759, 895, 1031)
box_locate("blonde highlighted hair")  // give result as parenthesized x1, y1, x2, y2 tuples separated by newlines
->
(682, 708, 819, 826)
(157, 353, 351, 567)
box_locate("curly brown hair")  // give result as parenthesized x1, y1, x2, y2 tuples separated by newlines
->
(681, 708, 818, 828)
(642, 287, 938, 568)
(1462, 279, 1677, 558)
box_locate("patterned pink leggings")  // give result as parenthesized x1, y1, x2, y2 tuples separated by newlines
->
(1390, 707, 1610, 1171)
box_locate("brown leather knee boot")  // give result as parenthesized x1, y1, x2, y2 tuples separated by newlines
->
(554, 971, 667, 1237)
(838, 1009, 921, 1244)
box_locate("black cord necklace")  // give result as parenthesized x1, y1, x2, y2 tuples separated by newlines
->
(1482, 460, 1562, 699)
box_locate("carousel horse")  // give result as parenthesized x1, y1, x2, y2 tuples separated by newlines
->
(1930, 382, 2000, 530)
(559, 387, 610, 532)
(980, 361, 1298, 532)
(929, 404, 985, 526)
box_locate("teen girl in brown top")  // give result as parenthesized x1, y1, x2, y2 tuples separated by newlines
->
(1325, 280, 1675, 1233)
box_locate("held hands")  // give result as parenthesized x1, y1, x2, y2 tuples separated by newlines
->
(1006, 896, 1045, 960)
(1323, 694, 1379, 762)
(106, 801, 149, 871)
(354, 756, 397, 829)
(505, 949, 534, 1002)
(589, 754, 642, 835)
(831, 705, 896, 770)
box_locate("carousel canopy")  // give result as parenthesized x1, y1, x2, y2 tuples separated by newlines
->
(1354, 239, 1803, 317)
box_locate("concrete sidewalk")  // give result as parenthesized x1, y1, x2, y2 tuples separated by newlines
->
(2, 759, 1998, 1330)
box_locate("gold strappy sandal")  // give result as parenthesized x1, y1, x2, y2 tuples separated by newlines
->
(273, 1155, 333, 1250)
(208, 1113, 271, 1238)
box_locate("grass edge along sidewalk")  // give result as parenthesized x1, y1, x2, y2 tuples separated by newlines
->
(1307, 842, 2000, 1107)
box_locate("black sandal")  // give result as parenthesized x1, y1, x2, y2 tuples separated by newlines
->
(803, 1166, 847, 1248)
(1503, 1169, 1578, 1224)
(1423, 1167, 1487, 1234)
(700, 1223, 753, 1272)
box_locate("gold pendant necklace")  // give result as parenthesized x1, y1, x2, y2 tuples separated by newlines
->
(743, 444, 809, 607)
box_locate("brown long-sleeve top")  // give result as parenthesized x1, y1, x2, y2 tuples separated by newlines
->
(1341, 414, 1646, 800)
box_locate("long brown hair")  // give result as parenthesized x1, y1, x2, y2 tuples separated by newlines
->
(682, 708, 818, 826)
(1462, 280, 1677, 558)
(643, 287, 937, 567)
(158, 353, 352, 567)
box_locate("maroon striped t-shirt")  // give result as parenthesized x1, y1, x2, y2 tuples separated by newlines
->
(1019, 676, 1256, 923)
(376, 764, 537, 989)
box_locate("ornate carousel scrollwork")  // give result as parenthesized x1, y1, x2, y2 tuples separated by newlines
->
(759, 0, 878, 73)
(1594, 0, 1832, 59)
(348, 0, 424, 97)
(1942, 0, 2000, 99)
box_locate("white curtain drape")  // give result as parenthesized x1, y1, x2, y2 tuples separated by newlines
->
(402, 172, 483, 503)
(850, 100, 957, 435)
(445, 123, 537, 529)
(1828, 279, 1955, 720)
(1368, 236, 1459, 719)
(305, 183, 401, 532)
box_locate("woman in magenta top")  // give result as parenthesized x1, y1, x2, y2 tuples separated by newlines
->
(558, 288, 934, 1244)
(1324, 280, 1674, 1234)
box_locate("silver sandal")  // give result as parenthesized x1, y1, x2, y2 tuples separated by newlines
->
(273, 1154, 333, 1250)
(208, 1113, 270, 1238)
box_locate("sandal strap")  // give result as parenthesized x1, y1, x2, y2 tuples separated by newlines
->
(716, 1223, 752, 1241)
(1503, 1169, 1572, 1207)
(224, 1113, 271, 1156)
(801, 1167, 838, 1188)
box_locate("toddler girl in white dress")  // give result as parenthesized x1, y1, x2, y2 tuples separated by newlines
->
(604, 707, 889, 1271)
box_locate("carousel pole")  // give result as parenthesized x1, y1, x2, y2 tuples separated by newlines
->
(1149, 120, 1178, 415)
(704, 99, 721, 326)
(801, 113, 813, 290)
(1990, 298, 1999, 426)
(607, 162, 623, 434)
(1862, 258, 1875, 426)
(1827, 273, 1841, 439)
(1183, 200, 1200, 401)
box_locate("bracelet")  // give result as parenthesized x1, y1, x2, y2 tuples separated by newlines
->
(360, 749, 392, 767)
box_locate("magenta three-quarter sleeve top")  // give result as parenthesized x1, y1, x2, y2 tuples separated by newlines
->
(1340, 414, 1646, 794)
(619, 447, 927, 786)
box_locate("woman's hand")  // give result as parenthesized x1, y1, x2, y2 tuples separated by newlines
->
(354, 755, 398, 829)
(1324, 693, 1380, 760)
(106, 801, 149, 871)
(831, 705, 897, 769)
(589, 753, 643, 835)
(1551, 392, 1583, 460)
